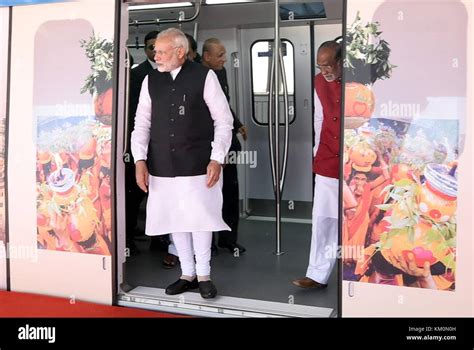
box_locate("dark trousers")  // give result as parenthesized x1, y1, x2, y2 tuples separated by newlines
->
(216, 163, 240, 246)
(125, 163, 170, 251)
(125, 164, 146, 245)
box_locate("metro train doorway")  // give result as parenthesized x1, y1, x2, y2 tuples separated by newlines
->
(117, 0, 344, 317)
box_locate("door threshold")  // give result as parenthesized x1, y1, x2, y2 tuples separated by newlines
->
(118, 286, 333, 318)
(245, 216, 312, 224)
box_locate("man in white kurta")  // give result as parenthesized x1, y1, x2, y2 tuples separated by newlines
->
(131, 28, 233, 299)
(293, 41, 342, 289)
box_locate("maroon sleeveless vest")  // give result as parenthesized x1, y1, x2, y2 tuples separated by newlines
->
(313, 73, 342, 179)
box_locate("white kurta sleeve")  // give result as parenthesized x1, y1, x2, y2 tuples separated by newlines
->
(203, 69, 234, 164)
(131, 76, 152, 163)
(313, 88, 324, 157)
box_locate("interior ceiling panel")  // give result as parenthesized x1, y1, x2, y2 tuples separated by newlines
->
(128, 0, 343, 32)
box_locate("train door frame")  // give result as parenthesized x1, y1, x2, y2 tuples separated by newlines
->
(116, 0, 342, 318)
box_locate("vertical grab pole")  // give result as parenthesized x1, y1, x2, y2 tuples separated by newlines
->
(274, 0, 283, 255)
(122, 48, 131, 159)
(267, 53, 276, 192)
(278, 47, 289, 194)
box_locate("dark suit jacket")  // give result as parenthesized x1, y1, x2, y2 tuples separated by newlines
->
(214, 67, 242, 152)
(127, 60, 155, 162)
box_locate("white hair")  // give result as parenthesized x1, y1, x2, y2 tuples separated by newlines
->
(157, 28, 189, 55)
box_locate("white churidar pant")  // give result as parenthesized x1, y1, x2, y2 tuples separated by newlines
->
(306, 174, 339, 284)
(172, 231, 213, 277)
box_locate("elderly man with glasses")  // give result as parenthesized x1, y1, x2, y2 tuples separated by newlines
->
(293, 40, 342, 290)
(131, 28, 233, 299)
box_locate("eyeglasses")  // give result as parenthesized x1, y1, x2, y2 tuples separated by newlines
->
(154, 46, 179, 56)
(146, 44, 155, 51)
(315, 64, 337, 72)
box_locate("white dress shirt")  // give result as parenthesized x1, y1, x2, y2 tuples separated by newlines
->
(147, 58, 157, 70)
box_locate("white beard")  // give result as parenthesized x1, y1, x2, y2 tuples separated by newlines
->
(156, 64, 170, 73)
(323, 74, 336, 82)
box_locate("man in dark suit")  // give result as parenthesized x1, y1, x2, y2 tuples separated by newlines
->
(129, 31, 159, 123)
(202, 38, 247, 255)
(184, 33, 202, 63)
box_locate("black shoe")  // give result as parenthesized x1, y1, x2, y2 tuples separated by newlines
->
(218, 243, 246, 255)
(165, 278, 199, 295)
(198, 281, 217, 299)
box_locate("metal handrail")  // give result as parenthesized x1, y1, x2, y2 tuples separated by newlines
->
(231, 51, 250, 216)
(267, 47, 277, 192)
(231, 52, 241, 123)
(278, 47, 289, 194)
(128, 1, 201, 27)
(122, 48, 131, 159)
(273, 0, 283, 255)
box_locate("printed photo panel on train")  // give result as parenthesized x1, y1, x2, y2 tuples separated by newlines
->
(342, 0, 473, 316)
(8, 0, 117, 304)
(34, 19, 113, 256)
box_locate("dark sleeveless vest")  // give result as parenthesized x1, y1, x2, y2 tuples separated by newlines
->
(147, 60, 214, 177)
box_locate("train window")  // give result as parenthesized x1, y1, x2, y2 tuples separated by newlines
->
(250, 39, 295, 125)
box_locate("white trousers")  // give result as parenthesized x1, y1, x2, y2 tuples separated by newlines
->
(171, 231, 212, 277)
(306, 174, 339, 284)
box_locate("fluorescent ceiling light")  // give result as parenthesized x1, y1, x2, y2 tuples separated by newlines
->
(129, 2, 193, 11)
(205, 0, 251, 4)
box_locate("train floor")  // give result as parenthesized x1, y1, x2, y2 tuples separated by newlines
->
(125, 217, 338, 312)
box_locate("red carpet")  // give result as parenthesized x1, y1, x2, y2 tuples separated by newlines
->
(0, 291, 182, 318)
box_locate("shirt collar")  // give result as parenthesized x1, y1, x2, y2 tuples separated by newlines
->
(148, 58, 157, 70)
(170, 66, 182, 80)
